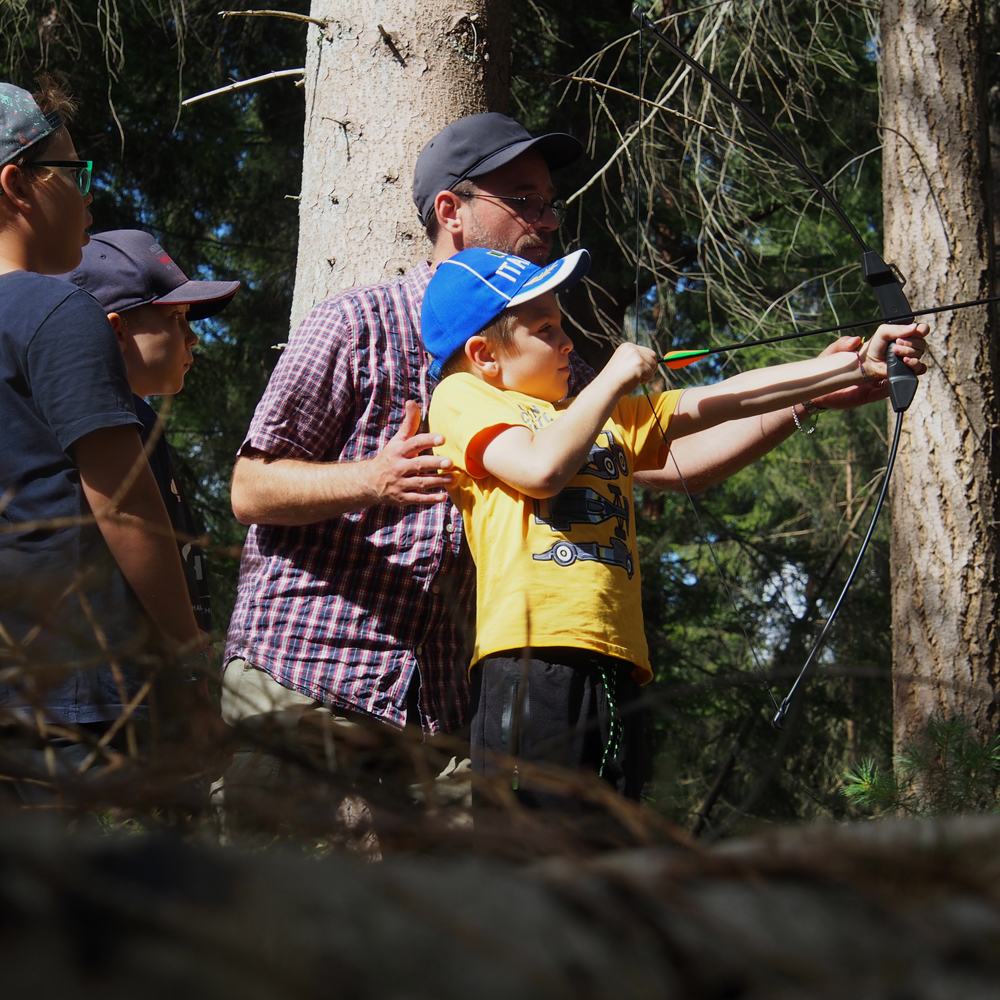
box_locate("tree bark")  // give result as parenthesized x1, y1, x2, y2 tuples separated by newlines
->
(289, 0, 510, 331)
(881, 0, 999, 762)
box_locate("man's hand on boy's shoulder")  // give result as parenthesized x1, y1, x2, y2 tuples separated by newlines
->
(368, 400, 455, 506)
(231, 400, 456, 524)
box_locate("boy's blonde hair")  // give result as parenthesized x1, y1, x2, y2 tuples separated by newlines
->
(439, 308, 518, 378)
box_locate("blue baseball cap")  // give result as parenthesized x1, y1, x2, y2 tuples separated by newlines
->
(421, 247, 591, 379)
(58, 230, 240, 321)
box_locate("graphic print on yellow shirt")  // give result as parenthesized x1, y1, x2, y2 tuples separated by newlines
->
(429, 373, 682, 684)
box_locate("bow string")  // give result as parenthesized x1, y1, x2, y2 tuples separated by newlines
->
(628, 6, 948, 728)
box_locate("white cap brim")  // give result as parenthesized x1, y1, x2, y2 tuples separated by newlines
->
(508, 249, 591, 307)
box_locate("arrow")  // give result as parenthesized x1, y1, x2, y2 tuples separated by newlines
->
(659, 294, 1000, 369)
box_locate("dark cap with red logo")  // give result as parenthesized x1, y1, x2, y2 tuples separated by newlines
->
(59, 229, 240, 321)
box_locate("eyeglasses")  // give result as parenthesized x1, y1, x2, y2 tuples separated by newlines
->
(458, 191, 568, 227)
(22, 159, 93, 196)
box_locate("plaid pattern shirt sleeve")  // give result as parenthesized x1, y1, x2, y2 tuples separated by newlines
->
(567, 348, 597, 394)
(240, 299, 355, 461)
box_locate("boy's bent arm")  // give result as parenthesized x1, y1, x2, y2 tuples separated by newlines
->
(479, 343, 658, 498)
(231, 399, 454, 525)
(74, 425, 205, 654)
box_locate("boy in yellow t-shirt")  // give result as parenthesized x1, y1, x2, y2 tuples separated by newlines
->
(424, 247, 928, 806)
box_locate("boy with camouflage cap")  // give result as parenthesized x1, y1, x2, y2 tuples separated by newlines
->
(0, 81, 210, 799)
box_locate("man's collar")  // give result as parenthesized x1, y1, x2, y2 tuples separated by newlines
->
(404, 258, 432, 292)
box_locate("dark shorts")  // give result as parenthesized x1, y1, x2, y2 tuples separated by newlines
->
(470, 647, 645, 809)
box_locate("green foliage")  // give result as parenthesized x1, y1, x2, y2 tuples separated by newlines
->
(3, 0, 987, 840)
(843, 716, 1000, 817)
(841, 757, 899, 812)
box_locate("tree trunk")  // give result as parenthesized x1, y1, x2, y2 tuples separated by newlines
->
(881, 0, 1000, 763)
(289, 0, 510, 331)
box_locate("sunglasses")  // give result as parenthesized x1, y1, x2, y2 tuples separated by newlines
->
(23, 159, 93, 196)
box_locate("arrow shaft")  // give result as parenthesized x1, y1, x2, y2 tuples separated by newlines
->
(662, 294, 1000, 363)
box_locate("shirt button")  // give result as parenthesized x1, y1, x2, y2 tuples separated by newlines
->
(431, 584, 441, 594)
(415, 645, 423, 656)
(444, 523, 454, 533)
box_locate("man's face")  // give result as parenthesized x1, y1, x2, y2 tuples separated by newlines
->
(457, 151, 559, 265)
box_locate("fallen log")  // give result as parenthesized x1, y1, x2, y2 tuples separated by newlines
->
(3, 814, 1000, 997)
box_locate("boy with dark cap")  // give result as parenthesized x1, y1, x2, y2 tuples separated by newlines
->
(60, 229, 241, 636)
(0, 82, 211, 799)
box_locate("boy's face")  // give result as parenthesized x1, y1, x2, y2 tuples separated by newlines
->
(495, 292, 573, 401)
(10, 127, 93, 274)
(112, 302, 198, 397)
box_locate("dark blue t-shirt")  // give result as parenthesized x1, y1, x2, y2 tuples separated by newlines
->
(133, 395, 212, 634)
(0, 270, 146, 723)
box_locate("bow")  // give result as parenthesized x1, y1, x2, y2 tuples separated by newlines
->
(627, 6, 973, 728)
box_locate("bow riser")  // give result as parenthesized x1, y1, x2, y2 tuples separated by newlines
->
(862, 251, 918, 412)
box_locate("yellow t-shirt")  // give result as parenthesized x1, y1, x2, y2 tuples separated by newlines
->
(430, 373, 682, 685)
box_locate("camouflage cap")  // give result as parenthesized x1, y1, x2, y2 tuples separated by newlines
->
(0, 83, 63, 168)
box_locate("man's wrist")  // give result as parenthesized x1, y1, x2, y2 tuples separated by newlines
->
(358, 456, 385, 506)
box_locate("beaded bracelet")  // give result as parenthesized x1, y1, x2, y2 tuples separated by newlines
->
(857, 350, 870, 382)
(791, 404, 816, 435)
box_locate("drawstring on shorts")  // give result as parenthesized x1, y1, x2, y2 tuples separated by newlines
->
(596, 661, 622, 779)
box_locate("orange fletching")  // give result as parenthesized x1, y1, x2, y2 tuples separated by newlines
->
(663, 350, 709, 369)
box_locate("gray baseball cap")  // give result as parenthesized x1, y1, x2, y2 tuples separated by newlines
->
(412, 112, 583, 226)
(59, 230, 240, 321)
(0, 83, 64, 167)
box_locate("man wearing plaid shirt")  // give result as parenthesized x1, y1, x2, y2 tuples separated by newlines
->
(223, 115, 586, 737)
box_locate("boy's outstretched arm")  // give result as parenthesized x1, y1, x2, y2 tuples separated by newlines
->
(477, 343, 659, 498)
(665, 323, 928, 440)
(636, 335, 897, 493)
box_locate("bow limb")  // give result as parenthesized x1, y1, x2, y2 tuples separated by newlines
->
(630, 5, 922, 727)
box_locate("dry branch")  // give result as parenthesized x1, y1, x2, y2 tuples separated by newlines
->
(182, 68, 305, 107)
(218, 9, 328, 28)
(5, 814, 1000, 996)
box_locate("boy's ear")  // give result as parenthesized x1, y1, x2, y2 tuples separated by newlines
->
(106, 312, 129, 352)
(0, 164, 34, 213)
(466, 335, 500, 377)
